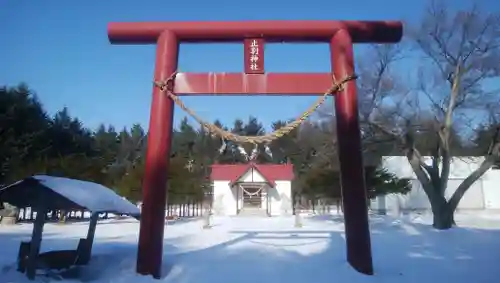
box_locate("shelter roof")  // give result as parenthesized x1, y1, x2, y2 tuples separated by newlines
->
(0, 175, 140, 216)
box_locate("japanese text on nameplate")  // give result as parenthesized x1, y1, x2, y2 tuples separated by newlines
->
(244, 38, 265, 74)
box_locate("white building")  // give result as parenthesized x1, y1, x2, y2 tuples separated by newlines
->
(210, 163, 294, 216)
(371, 156, 500, 212)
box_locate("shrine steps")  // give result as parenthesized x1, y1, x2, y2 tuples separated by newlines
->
(237, 208, 269, 217)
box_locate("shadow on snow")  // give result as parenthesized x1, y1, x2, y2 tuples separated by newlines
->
(1, 215, 499, 283)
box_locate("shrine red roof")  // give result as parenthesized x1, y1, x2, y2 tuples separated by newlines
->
(210, 163, 294, 187)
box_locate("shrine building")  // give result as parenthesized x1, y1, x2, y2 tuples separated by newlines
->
(210, 162, 294, 216)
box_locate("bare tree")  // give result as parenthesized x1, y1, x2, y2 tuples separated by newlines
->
(363, 1, 500, 229)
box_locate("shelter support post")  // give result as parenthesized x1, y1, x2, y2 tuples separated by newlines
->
(330, 29, 373, 275)
(78, 212, 99, 265)
(137, 30, 178, 279)
(27, 208, 46, 280)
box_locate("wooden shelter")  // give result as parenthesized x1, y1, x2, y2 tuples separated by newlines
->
(0, 175, 140, 280)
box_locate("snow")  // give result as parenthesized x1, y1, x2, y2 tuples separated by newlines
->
(1, 212, 499, 283)
(11, 175, 140, 215)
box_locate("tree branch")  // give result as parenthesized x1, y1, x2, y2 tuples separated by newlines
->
(448, 155, 495, 212)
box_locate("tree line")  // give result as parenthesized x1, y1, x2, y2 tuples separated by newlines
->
(0, 84, 411, 206)
(1, 1, 500, 230)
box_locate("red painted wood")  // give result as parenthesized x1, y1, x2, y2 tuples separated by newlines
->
(331, 29, 373, 275)
(173, 72, 333, 95)
(108, 20, 402, 44)
(107, 20, 403, 279)
(136, 31, 177, 279)
(244, 38, 265, 74)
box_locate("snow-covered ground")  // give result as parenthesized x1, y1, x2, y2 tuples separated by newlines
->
(1, 212, 499, 283)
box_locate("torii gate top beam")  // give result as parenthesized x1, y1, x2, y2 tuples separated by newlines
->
(107, 20, 402, 95)
(108, 20, 402, 44)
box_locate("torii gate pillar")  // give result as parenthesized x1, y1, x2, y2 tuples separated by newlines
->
(108, 20, 402, 279)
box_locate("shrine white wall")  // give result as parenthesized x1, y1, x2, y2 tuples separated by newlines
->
(239, 168, 266, 183)
(212, 180, 237, 216)
(211, 179, 293, 216)
(370, 156, 500, 213)
(267, 181, 292, 216)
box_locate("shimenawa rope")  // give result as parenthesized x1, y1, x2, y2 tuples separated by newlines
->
(154, 72, 357, 145)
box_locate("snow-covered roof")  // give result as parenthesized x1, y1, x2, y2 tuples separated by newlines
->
(211, 163, 294, 186)
(0, 175, 140, 216)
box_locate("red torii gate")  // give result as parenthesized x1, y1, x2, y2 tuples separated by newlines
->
(108, 20, 402, 279)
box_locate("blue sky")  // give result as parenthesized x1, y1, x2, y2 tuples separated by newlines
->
(0, 0, 495, 132)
